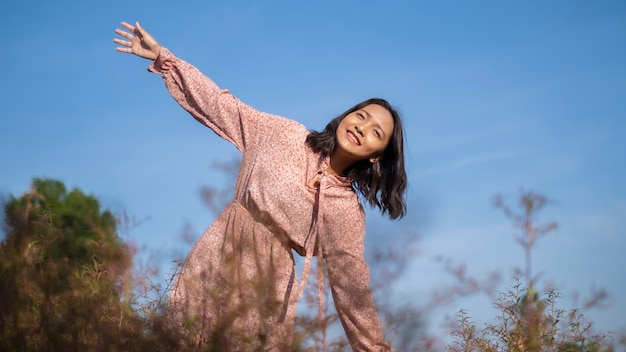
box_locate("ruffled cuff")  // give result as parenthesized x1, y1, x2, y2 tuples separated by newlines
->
(147, 47, 173, 74)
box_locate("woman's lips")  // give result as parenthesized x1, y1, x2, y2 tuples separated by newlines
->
(347, 130, 361, 145)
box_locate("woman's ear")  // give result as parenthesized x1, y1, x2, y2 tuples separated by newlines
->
(369, 154, 384, 163)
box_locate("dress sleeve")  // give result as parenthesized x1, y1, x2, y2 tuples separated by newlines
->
(148, 47, 278, 153)
(322, 204, 393, 352)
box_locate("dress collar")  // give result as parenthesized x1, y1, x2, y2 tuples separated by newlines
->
(317, 154, 353, 188)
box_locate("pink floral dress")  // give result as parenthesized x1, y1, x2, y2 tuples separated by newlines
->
(148, 48, 392, 351)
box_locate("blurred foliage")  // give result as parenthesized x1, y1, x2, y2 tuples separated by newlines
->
(0, 178, 139, 350)
(0, 178, 196, 351)
(447, 190, 617, 352)
(1, 178, 622, 351)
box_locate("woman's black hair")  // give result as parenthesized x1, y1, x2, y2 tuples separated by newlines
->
(306, 98, 407, 219)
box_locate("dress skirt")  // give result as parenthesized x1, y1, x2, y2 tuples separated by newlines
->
(167, 201, 298, 351)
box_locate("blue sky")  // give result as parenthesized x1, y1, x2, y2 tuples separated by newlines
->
(2, 0, 625, 341)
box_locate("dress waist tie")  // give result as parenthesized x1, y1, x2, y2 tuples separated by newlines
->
(294, 171, 327, 322)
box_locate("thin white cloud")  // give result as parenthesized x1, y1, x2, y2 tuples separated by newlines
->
(416, 149, 525, 177)
(416, 119, 524, 152)
(562, 199, 626, 242)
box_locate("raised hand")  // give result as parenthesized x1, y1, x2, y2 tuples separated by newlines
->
(113, 21, 161, 60)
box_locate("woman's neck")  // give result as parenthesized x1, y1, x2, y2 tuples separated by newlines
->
(328, 150, 357, 176)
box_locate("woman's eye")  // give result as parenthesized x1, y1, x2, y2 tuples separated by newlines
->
(374, 130, 381, 138)
(357, 113, 364, 119)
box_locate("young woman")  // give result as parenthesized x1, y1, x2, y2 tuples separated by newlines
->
(114, 21, 407, 352)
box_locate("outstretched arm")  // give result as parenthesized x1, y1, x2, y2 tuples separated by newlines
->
(112, 22, 290, 153)
(113, 21, 161, 61)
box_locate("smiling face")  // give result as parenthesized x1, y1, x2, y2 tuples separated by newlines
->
(334, 103, 395, 165)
